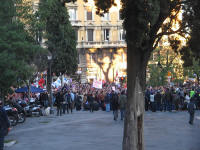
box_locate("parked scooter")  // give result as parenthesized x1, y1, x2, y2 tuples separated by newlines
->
(28, 98, 43, 117)
(12, 101, 26, 123)
(17, 99, 33, 117)
(4, 105, 18, 126)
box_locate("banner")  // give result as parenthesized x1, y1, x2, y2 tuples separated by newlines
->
(38, 78, 45, 88)
(112, 86, 116, 91)
(93, 80, 102, 89)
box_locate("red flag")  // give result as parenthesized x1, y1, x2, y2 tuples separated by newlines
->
(38, 78, 45, 88)
(124, 83, 127, 89)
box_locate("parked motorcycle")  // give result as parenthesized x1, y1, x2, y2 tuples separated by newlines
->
(4, 105, 18, 126)
(17, 99, 42, 117)
(27, 98, 43, 117)
(12, 101, 26, 123)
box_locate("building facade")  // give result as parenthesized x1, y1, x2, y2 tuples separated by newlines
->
(32, 0, 127, 83)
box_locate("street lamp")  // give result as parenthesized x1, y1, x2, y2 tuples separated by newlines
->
(47, 53, 54, 114)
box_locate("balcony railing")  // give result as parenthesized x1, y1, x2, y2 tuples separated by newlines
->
(69, 20, 82, 26)
(77, 40, 126, 49)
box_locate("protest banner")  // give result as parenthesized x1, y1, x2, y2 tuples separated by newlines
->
(93, 80, 102, 89)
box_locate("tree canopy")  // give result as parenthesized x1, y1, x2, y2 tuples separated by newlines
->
(0, 0, 46, 97)
(39, 0, 78, 76)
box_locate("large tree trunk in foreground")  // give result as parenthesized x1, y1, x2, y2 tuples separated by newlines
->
(123, 46, 148, 150)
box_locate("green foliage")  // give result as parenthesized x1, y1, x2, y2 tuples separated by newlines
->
(180, 1, 200, 82)
(147, 64, 167, 87)
(183, 58, 200, 82)
(0, 0, 46, 96)
(15, 0, 42, 39)
(0, 0, 15, 25)
(93, 0, 116, 15)
(148, 45, 184, 86)
(39, 0, 78, 76)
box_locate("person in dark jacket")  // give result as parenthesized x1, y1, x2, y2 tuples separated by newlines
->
(75, 93, 82, 111)
(39, 92, 49, 108)
(66, 91, 72, 113)
(104, 93, 111, 112)
(62, 91, 67, 114)
(119, 91, 127, 120)
(188, 97, 196, 125)
(145, 88, 150, 111)
(55, 92, 63, 116)
(165, 88, 172, 111)
(87, 94, 94, 112)
(111, 91, 119, 121)
(155, 90, 162, 111)
(193, 91, 200, 110)
(0, 100, 10, 150)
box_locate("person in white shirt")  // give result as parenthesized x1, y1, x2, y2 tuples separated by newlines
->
(150, 92, 156, 112)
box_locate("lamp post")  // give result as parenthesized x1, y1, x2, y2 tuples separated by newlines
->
(47, 54, 54, 114)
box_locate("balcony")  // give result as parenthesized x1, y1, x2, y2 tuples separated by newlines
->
(77, 41, 126, 49)
(69, 20, 82, 27)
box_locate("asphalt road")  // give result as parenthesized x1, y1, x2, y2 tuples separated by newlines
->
(5, 110, 200, 150)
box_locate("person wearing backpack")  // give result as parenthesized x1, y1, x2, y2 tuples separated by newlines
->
(187, 97, 196, 125)
(0, 100, 11, 150)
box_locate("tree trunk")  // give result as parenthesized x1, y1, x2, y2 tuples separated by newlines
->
(26, 80, 31, 101)
(197, 74, 199, 84)
(103, 70, 109, 82)
(123, 46, 148, 150)
(47, 61, 52, 106)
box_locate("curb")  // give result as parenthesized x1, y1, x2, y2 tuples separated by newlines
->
(4, 140, 17, 147)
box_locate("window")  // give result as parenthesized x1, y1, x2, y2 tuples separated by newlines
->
(74, 29, 78, 41)
(103, 29, 110, 41)
(97, 50, 103, 59)
(86, 10, 93, 20)
(119, 11, 122, 20)
(89, 53, 96, 63)
(102, 13, 109, 21)
(87, 29, 93, 41)
(119, 29, 126, 41)
(68, 9, 77, 20)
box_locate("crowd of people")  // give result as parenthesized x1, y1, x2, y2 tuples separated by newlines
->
(145, 85, 200, 112)
(7, 81, 200, 118)
(5, 82, 127, 120)
(51, 82, 127, 121)
(1, 81, 200, 150)
(145, 84, 199, 125)
(6, 81, 200, 114)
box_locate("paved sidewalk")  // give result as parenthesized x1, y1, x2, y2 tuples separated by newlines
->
(5, 110, 200, 150)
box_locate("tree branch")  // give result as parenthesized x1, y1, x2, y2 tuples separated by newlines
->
(149, 0, 171, 46)
(156, 26, 183, 37)
(153, 35, 163, 49)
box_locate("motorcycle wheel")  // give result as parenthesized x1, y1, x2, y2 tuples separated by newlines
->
(39, 109, 43, 116)
(36, 111, 40, 117)
(8, 115, 18, 126)
(18, 113, 26, 123)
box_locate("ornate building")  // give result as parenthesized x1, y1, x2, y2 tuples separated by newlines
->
(32, 0, 127, 83)
(67, 0, 127, 83)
